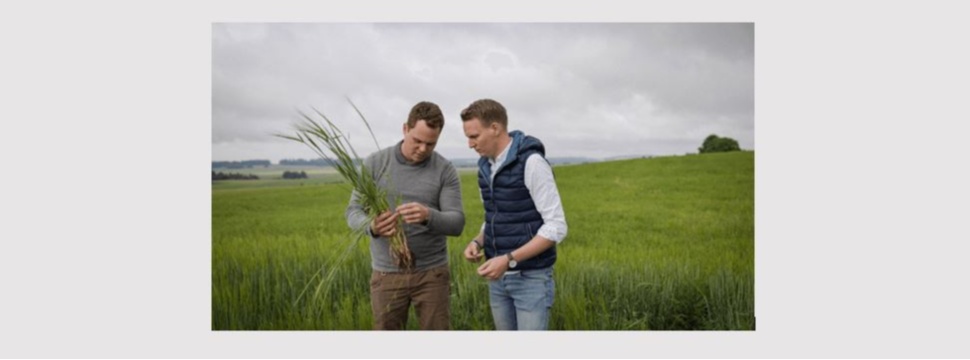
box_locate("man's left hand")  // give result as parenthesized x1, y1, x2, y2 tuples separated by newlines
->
(396, 202, 430, 224)
(477, 256, 510, 280)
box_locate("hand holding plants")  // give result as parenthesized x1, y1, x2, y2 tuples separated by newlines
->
(395, 202, 429, 224)
(370, 210, 398, 237)
(277, 100, 413, 269)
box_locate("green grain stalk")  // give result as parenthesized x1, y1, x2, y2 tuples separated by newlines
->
(276, 100, 413, 271)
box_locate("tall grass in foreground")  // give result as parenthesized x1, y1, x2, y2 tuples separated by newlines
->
(212, 151, 754, 330)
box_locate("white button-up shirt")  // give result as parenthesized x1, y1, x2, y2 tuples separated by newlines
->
(480, 140, 568, 243)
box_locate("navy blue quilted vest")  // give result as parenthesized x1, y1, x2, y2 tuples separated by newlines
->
(478, 131, 557, 270)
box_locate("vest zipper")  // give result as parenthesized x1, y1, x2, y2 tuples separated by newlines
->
(488, 151, 512, 256)
(489, 178, 497, 255)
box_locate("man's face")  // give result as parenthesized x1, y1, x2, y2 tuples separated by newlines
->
(462, 118, 500, 158)
(401, 120, 441, 163)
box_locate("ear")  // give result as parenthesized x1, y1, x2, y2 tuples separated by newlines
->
(402, 122, 408, 136)
(489, 122, 500, 134)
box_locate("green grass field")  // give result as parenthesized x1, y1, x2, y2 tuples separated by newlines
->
(212, 151, 754, 330)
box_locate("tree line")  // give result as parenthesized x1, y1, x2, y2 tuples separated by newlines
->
(211, 171, 309, 181)
(214, 135, 741, 178)
(212, 171, 259, 181)
(280, 158, 332, 166)
(212, 160, 271, 169)
(280, 158, 363, 167)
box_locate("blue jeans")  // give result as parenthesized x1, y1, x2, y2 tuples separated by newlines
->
(488, 266, 555, 330)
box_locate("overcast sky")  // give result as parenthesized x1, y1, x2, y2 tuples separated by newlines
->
(212, 23, 753, 162)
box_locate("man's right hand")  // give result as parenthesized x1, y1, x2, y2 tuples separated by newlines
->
(370, 210, 398, 237)
(463, 240, 484, 263)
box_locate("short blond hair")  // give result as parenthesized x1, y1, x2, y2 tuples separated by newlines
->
(460, 99, 507, 128)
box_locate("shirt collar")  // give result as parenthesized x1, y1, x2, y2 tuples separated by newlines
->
(489, 138, 513, 168)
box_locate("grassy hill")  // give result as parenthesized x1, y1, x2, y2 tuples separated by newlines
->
(212, 151, 754, 330)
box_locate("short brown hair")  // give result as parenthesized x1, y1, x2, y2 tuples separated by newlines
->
(460, 99, 507, 128)
(407, 101, 445, 130)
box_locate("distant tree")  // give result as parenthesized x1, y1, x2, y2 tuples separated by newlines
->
(698, 134, 741, 154)
(282, 170, 308, 179)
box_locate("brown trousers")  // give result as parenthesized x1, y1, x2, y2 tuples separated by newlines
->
(369, 264, 450, 330)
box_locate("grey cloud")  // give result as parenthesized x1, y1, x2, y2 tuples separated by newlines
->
(212, 23, 754, 162)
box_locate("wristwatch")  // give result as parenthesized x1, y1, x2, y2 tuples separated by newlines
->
(506, 252, 517, 269)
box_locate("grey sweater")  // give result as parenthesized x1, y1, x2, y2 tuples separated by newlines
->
(345, 141, 465, 272)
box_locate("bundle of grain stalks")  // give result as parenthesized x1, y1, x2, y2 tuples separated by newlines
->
(277, 101, 413, 269)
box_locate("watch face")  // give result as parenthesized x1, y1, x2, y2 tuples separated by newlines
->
(509, 260, 517, 268)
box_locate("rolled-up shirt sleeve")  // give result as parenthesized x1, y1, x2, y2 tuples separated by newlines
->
(524, 154, 567, 243)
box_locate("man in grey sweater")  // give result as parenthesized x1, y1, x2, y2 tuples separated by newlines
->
(346, 101, 465, 330)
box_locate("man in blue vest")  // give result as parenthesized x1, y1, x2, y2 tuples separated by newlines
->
(460, 98, 568, 330)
